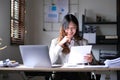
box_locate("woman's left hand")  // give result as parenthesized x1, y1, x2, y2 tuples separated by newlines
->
(84, 54, 93, 63)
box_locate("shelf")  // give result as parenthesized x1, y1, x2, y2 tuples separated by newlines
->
(87, 35, 118, 45)
(82, 14, 118, 45)
(97, 35, 118, 44)
(84, 22, 117, 25)
(82, 15, 117, 25)
(96, 39, 118, 45)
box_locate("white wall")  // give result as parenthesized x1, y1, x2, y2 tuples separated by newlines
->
(25, 0, 59, 46)
(0, 0, 22, 63)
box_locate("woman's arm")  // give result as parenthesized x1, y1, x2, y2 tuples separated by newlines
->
(82, 39, 100, 65)
(49, 38, 63, 64)
(90, 52, 100, 65)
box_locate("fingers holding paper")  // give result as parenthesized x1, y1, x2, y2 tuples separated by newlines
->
(84, 53, 93, 63)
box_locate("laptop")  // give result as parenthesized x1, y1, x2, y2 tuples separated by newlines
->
(19, 45, 56, 68)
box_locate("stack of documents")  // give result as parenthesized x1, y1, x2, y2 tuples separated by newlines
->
(104, 57, 120, 67)
(0, 59, 19, 67)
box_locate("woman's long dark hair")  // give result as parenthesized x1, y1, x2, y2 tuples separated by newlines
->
(57, 14, 83, 54)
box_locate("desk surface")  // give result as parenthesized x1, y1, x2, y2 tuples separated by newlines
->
(0, 65, 120, 72)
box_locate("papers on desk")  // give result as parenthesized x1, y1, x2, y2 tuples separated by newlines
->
(17, 64, 108, 68)
(62, 64, 85, 68)
(62, 64, 108, 68)
(0, 59, 19, 67)
(104, 57, 120, 67)
(83, 65, 108, 68)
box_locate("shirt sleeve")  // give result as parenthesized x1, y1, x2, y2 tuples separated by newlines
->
(82, 39, 100, 65)
(49, 38, 63, 64)
(82, 39, 88, 45)
(90, 54, 100, 65)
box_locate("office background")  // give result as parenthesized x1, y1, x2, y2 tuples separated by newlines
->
(0, 0, 117, 80)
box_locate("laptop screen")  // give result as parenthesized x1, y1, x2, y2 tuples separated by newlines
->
(19, 45, 52, 68)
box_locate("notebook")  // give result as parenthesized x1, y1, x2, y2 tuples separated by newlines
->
(19, 45, 61, 68)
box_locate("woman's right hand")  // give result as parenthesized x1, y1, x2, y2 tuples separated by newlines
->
(58, 36, 70, 46)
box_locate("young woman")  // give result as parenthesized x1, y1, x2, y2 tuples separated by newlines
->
(49, 14, 99, 80)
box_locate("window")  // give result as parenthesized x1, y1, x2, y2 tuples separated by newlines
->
(10, 0, 25, 45)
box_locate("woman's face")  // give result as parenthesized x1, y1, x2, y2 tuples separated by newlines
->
(65, 22, 77, 39)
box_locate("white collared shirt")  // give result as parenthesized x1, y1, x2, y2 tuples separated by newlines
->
(49, 38, 88, 64)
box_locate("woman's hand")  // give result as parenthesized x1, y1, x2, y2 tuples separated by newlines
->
(58, 36, 71, 46)
(84, 53, 93, 63)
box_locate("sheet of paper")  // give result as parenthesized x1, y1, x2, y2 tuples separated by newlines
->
(61, 65, 108, 68)
(62, 64, 85, 68)
(16, 65, 34, 68)
(68, 45, 92, 64)
(83, 65, 108, 68)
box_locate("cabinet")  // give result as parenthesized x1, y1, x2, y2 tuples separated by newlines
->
(82, 14, 118, 64)
(82, 15, 118, 45)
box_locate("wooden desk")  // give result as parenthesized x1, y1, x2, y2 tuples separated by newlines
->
(0, 65, 120, 80)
